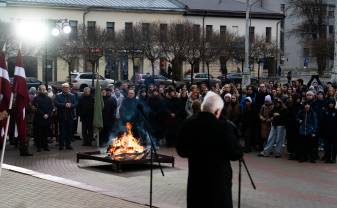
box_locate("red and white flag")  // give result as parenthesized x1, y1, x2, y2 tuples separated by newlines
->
(13, 50, 29, 139)
(0, 50, 11, 137)
(0, 51, 11, 111)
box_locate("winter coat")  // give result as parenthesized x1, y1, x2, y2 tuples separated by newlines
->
(271, 106, 287, 127)
(32, 94, 53, 127)
(176, 112, 243, 208)
(320, 108, 337, 140)
(297, 110, 318, 136)
(102, 96, 117, 127)
(259, 104, 273, 139)
(77, 95, 94, 122)
(54, 92, 77, 121)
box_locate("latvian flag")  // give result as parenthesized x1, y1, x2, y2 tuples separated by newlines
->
(0, 50, 11, 137)
(13, 50, 29, 139)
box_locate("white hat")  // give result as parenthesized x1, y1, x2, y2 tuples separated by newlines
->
(224, 93, 232, 98)
(265, 95, 272, 102)
(245, 96, 252, 103)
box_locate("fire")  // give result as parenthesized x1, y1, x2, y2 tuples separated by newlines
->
(107, 122, 146, 160)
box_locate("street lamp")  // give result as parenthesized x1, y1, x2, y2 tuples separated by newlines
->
(50, 19, 72, 83)
(51, 19, 71, 37)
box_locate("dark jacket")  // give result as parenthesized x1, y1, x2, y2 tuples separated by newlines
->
(297, 110, 318, 136)
(54, 92, 77, 121)
(77, 95, 94, 122)
(176, 112, 243, 208)
(102, 96, 117, 127)
(321, 108, 337, 140)
(271, 106, 287, 126)
(32, 94, 53, 127)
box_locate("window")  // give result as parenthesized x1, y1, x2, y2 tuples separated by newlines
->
(232, 26, 239, 34)
(160, 24, 167, 42)
(266, 27, 272, 43)
(329, 25, 334, 34)
(220, 25, 227, 38)
(106, 22, 114, 33)
(193, 24, 200, 41)
(249, 26, 255, 43)
(69, 20, 78, 39)
(176, 24, 183, 41)
(125, 22, 133, 40)
(206, 25, 213, 41)
(80, 74, 92, 79)
(142, 23, 150, 39)
(280, 4, 285, 13)
(328, 6, 334, 17)
(87, 21, 96, 40)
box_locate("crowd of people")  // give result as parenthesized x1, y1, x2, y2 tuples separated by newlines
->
(5, 75, 337, 164)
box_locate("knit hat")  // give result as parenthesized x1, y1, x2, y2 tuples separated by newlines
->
(224, 93, 232, 98)
(264, 95, 272, 103)
(327, 98, 336, 106)
(245, 96, 252, 103)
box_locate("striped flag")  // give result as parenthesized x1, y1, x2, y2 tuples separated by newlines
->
(13, 50, 29, 139)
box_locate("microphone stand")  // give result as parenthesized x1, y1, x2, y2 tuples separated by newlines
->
(238, 157, 256, 208)
(137, 106, 165, 208)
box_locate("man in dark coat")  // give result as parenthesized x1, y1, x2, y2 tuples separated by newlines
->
(100, 88, 117, 146)
(54, 83, 77, 150)
(177, 91, 243, 208)
(32, 85, 53, 152)
(77, 87, 94, 146)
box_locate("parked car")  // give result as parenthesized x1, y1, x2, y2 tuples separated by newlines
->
(217, 73, 259, 85)
(132, 73, 184, 86)
(10, 77, 44, 89)
(67, 72, 114, 91)
(49, 80, 66, 92)
(183, 73, 221, 85)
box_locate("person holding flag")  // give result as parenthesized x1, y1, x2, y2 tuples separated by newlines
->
(13, 50, 32, 156)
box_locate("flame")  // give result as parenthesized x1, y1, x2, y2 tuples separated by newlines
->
(107, 122, 145, 160)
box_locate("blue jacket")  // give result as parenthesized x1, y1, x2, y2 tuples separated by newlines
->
(54, 92, 77, 121)
(297, 110, 318, 136)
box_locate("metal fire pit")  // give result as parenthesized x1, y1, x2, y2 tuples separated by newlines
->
(76, 151, 175, 172)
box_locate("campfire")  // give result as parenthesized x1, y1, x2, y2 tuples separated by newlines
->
(107, 122, 148, 161)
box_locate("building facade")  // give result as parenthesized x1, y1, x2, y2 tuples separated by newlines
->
(0, 0, 283, 82)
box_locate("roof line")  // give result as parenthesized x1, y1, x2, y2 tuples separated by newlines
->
(5, 1, 186, 12)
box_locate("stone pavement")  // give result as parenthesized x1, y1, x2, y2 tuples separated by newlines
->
(2, 139, 337, 208)
(0, 168, 147, 208)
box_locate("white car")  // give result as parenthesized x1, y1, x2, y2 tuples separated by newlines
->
(67, 72, 114, 91)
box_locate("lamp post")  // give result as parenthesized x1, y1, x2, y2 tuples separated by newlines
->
(242, 0, 251, 89)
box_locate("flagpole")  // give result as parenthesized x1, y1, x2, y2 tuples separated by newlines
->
(0, 92, 14, 176)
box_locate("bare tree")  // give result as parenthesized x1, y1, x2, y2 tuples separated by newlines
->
(138, 23, 161, 76)
(202, 32, 223, 85)
(117, 23, 142, 80)
(0, 20, 17, 56)
(288, 0, 329, 75)
(217, 31, 239, 77)
(78, 24, 108, 87)
(55, 35, 80, 83)
(160, 22, 189, 81)
(250, 35, 278, 78)
(184, 23, 202, 84)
